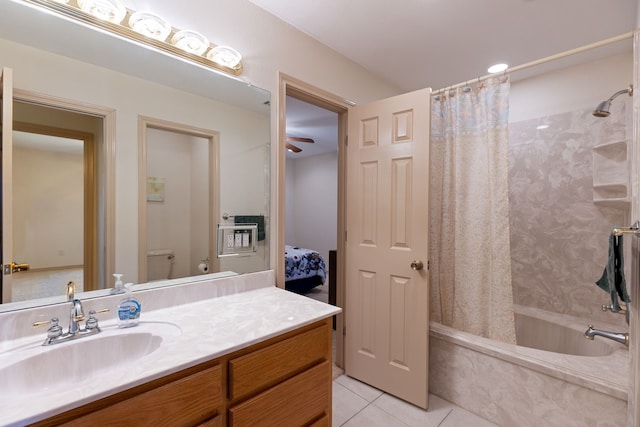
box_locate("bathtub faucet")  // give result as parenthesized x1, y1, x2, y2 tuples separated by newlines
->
(584, 324, 629, 347)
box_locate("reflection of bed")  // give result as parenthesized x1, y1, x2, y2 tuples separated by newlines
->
(285, 245, 326, 294)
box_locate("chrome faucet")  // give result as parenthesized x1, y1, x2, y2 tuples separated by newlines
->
(33, 281, 109, 346)
(584, 324, 629, 347)
(67, 281, 85, 334)
(68, 297, 85, 335)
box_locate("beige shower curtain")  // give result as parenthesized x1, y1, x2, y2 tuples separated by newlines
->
(429, 76, 516, 344)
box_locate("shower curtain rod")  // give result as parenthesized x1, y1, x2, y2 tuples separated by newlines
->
(432, 31, 635, 96)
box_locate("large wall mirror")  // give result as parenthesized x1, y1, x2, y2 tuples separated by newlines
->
(0, 1, 271, 311)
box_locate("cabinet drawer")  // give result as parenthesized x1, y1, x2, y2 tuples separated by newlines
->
(229, 322, 329, 400)
(308, 414, 329, 427)
(62, 364, 222, 427)
(229, 361, 330, 427)
(197, 415, 223, 427)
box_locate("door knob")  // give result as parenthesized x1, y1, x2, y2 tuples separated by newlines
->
(13, 263, 30, 272)
(410, 260, 424, 271)
(3, 262, 30, 275)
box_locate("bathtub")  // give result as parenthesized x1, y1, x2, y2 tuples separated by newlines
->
(429, 304, 628, 427)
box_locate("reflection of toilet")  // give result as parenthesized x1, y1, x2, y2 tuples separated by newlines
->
(147, 249, 174, 281)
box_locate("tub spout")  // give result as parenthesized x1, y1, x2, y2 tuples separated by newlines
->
(584, 324, 629, 347)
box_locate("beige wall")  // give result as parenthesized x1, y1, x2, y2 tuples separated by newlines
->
(285, 151, 339, 263)
(13, 146, 83, 269)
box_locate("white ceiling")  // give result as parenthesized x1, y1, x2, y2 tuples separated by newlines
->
(249, 0, 638, 92)
(251, 0, 638, 158)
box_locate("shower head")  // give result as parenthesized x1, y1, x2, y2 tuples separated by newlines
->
(592, 100, 613, 117)
(592, 85, 633, 117)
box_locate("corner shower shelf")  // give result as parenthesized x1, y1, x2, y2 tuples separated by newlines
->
(592, 140, 629, 207)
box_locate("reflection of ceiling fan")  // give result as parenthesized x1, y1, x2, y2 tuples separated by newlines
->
(286, 135, 315, 153)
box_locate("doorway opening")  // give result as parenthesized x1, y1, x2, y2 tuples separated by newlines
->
(284, 95, 338, 305)
(3, 96, 112, 303)
(138, 116, 220, 283)
(11, 121, 95, 301)
(278, 73, 351, 369)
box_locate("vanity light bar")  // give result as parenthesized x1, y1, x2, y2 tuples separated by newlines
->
(21, 0, 244, 76)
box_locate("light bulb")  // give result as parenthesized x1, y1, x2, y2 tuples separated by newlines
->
(129, 11, 172, 41)
(77, 0, 127, 24)
(171, 30, 209, 55)
(206, 46, 242, 69)
(487, 63, 508, 74)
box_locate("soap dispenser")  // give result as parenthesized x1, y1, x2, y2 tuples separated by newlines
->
(117, 283, 141, 328)
(110, 273, 126, 295)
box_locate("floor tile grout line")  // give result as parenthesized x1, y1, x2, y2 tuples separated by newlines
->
(339, 401, 370, 427)
(368, 393, 413, 426)
(436, 408, 454, 427)
(334, 377, 384, 403)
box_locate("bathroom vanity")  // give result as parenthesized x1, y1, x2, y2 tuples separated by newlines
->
(0, 273, 340, 426)
(35, 319, 331, 426)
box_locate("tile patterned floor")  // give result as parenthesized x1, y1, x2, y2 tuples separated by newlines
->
(11, 268, 83, 302)
(333, 375, 498, 427)
(303, 280, 498, 426)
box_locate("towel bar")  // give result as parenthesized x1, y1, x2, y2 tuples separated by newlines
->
(222, 212, 268, 220)
(612, 220, 640, 236)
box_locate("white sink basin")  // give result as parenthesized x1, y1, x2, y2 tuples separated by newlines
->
(0, 321, 181, 395)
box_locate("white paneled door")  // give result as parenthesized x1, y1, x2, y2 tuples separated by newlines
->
(345, 88, 431, 409)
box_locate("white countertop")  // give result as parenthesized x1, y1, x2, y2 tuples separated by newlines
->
(0, 286, 340, 426)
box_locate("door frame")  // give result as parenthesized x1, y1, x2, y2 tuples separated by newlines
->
(277, 73, 352, 368)
(137, 116, 220, 283)
(8, 87, 115, 294)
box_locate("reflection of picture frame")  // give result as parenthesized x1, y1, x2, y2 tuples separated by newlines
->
(147, 177, 165, 202)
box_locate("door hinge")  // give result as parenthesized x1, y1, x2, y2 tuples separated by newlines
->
(427, 260, 430, 270)
(345, 230, 347, 241)
(345, 135, 348, 146)
(343, 326, 346, 336)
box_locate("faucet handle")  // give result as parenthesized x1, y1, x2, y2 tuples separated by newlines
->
(85, 309, 110, 331)
(33, 317, 63, 339)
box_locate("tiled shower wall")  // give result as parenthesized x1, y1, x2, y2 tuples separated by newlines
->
(508, 100, 631, 328)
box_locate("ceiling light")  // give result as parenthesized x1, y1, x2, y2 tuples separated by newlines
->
(206, 46, 242, 69)
(25, 0, 244, 76)
(171, 30, 210, 55)
(129, 11, 172, 41)
(77, 0, 127, 24)
(536, 124, 549, 130)
(488, 63, 508, 74)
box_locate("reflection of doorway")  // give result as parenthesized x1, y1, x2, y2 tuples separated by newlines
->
(11, 123, 95, 301)
(138, 116, 220, 283)
(2, 94, 108, 303)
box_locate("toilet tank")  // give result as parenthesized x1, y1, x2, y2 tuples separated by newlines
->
(146, 249, 174, 281)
